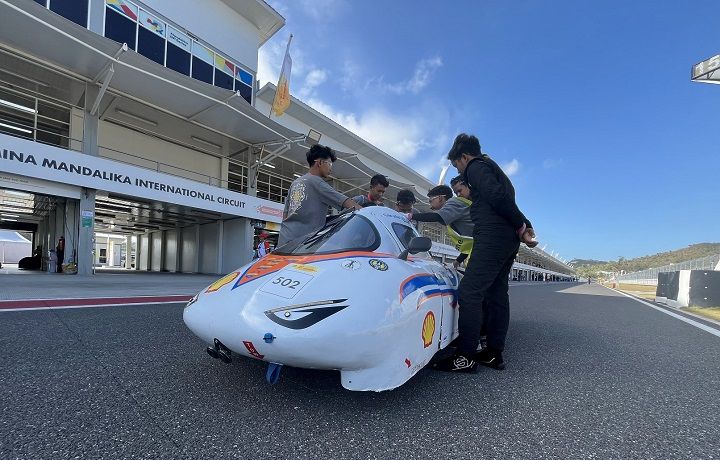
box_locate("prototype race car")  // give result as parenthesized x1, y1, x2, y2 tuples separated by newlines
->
(183, 206, 460, 391)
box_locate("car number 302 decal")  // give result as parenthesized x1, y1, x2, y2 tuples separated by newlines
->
(259, 270, 313, 299)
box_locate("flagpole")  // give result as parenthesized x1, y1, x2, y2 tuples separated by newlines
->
(269, 34, 293, 119)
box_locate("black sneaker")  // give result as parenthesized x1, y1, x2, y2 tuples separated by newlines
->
(474, 348, 506, 370)
(432, 354, 478, 373)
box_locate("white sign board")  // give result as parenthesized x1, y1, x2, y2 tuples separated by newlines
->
(0, 170, 81, 199)
(0, 134, 284, 222)
(692, 54, 720, 80)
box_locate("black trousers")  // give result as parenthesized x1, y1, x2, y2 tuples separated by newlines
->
(456, 231, 519, 355)
(56, 250, 64, 273)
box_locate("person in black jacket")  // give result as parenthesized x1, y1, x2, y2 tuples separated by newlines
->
(434, 133, 537, 373)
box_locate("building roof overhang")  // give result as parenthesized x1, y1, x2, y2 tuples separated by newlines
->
(219, 0, 285, 46)
(0, 0, 301, 147)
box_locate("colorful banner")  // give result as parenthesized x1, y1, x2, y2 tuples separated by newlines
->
(271, 36, 293, 116)
(167, 26, 191, 53)
(192, 42, 214, 65)
(106, 0, 138, 22)
(139, 10, 165, 37)
(214, 55, 235, 76)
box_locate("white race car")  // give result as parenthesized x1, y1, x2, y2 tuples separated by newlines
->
(183, 206, 460, 391)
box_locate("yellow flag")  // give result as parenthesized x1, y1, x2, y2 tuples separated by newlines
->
(271, 35, 293, 116)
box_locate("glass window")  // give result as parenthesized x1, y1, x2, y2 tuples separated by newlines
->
(192, 58, 213, 84)
(49, 0, 88, 27)
(0, 89, 35, 141)
(236, 82, 252, 104)
(275, 214, 380, 255)
(214, 69, 234, 90)
(166, 42, 190, 75)
(105, 8, 137, 49)
(236, 68, 253, 86)
(166, 26, 191, 76)
(137, 10, 165, 65)
(33, 0, 46, 5)
(137, 26, 165, 65)
(192, 43, 214, 85)
(392, 222, 419, 249)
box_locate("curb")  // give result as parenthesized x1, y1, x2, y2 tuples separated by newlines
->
(0, 295, 193, 312)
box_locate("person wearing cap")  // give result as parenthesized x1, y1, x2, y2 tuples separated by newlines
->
(352, 174, 389, 207)
(406, 183, 474, 268)
(256, 232, 271, 258)
(433, 133, 537, 374)
(278, 144, 362, 247)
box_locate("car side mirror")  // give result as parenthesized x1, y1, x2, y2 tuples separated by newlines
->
(399, 237, 432, 260)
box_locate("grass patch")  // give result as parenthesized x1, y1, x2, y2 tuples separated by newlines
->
(612, 283, 657, 300)
(684, 307, 720, 322)
(617, 283, 656, 293)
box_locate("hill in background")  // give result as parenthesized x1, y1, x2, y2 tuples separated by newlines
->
(574, 243, 720, 278)
(569, 259, 607, 267)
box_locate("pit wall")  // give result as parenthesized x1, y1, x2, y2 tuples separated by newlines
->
(655, 270, 720, 308)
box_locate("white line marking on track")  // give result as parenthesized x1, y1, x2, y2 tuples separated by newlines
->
(606, 286, 720, 339)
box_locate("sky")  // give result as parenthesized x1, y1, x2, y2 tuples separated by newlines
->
(257, 0, 720, 262)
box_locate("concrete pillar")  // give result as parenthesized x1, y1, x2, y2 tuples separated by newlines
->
(219, 157, 229, 189)
(77, 83, 99, 276)
(160, 230, 167, 271)
(175, 225, 182, 273)
(216, 220, 224, 275)
(125, 235, 133, 269)
(106, 234, 112, 267)
(135, 234, 142, 271)
(194, 224, 200, 273)
(221, 218, 254, 273)
(147, 231, 153, 271)
(64, 200, 78, 267)
(77, 189, 95, 275)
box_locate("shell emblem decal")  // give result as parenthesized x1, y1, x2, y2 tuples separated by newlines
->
(422, 311, 435, 348)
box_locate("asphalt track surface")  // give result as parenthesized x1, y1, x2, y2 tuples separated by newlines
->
(1, 283, 719, 459)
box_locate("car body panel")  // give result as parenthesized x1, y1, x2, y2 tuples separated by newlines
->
(184, 207, 460, 391)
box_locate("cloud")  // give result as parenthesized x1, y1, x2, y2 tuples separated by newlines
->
(339, 59, 361, 93)
(407, 56, 444, 93)
(298, 0, 346, 20)
(375, 56, 443, 95)
(305, 97, 451, 174)
(501, 159, 520, 176)
(299, 69, 328, 98)
(543, 158, 563, 169)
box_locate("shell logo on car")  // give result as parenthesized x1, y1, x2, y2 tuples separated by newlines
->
(422, 311, 435, 348)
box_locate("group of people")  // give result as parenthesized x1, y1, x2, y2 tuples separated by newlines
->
(277, 133, 537, 373)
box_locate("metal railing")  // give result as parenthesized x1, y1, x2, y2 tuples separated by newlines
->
(617, 254, 720, 285)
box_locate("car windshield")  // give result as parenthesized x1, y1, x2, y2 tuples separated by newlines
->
(275, 214, 380, 255)
(392, 222, 420, 249)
